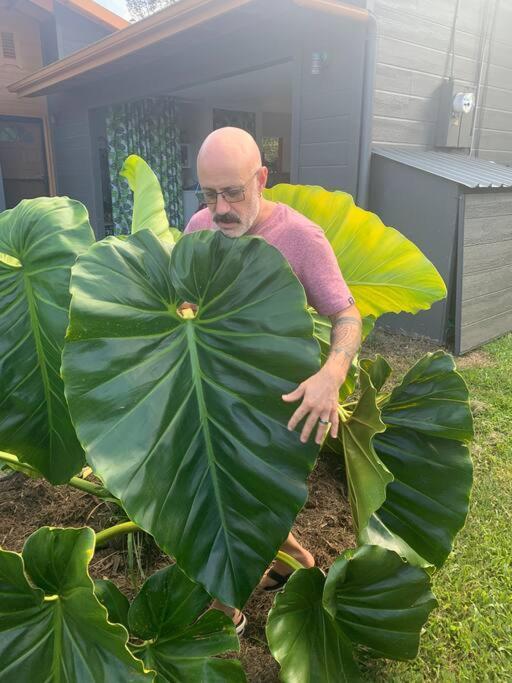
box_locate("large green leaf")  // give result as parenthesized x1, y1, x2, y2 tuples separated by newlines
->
(360, 352, 474, 568)
(0, 527, 150, 682)
(339, 364, 392, 533)
(323, 545, 437, 660)
(62, 229, 320, 607)
(121, 154, 177, 243)
(266, 567, 360, 682)
(267, 546, 436, 682)
(129, 564, 246, 682)
(263, 184, 447, 319)
(0, 197, 94, 483)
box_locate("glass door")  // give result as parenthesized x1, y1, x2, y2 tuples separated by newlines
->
(0, 116, 49, 209)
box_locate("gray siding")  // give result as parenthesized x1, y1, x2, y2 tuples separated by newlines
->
(371, 0, 512, 164)
(295, 9, 366, 195)
(458, 191, 512, 353)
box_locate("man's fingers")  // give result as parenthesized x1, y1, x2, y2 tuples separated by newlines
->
(300, 412, 320, 444)
(315, 418, 331, 445)
(282, 384, 305, 403)
(287, 404, 309, 431)
(329, 408, 340, 439)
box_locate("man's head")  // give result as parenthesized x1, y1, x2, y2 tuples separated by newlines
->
(197, 127, 268, 237)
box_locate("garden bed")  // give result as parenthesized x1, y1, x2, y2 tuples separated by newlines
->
(2, 327, 498, 682)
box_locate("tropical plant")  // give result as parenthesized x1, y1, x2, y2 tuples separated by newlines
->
(0, 154, 473, 681)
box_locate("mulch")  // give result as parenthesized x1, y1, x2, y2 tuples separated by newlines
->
(0, 449, 355, 682)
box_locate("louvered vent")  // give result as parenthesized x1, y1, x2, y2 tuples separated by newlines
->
(2, 32, 16, 60)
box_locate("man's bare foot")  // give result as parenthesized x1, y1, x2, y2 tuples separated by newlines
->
(259, 545, 315, 590)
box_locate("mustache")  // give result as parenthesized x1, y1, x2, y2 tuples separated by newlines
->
(214, 213, 241, 224)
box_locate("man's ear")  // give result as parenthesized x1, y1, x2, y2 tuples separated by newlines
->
(258, 166, 269, 191)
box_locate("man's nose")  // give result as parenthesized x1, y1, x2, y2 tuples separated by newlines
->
(216, 194, 231, 214)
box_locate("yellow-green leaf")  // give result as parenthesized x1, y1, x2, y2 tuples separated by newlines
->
(263, 184, 447, 319)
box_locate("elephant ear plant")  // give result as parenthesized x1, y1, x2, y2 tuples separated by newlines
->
(0, 157, 473, 681)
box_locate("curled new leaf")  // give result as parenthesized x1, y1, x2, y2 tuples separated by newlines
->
(339, 364, 392, 532)
(121, 154, 173, 241)
(264, 184, 447, 319)
(62, 229, 320, 608)
(0, 197, 94, 483)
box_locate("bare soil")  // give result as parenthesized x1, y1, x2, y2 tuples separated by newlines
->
(0, 327, 456, 681)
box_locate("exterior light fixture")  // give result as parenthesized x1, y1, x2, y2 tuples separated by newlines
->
(311, 51, 328, 76)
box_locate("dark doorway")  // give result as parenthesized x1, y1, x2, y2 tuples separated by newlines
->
(0, 116, 49, 209)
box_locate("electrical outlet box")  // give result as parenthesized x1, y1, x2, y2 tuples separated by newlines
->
(436, 79, 475, 148)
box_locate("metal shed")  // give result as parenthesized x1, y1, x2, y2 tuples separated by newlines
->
(369, 148, 512, 354)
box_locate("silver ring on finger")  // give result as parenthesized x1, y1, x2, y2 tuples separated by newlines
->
(318, 417, 330, 425)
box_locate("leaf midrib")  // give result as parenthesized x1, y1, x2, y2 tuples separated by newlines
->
(23, 272, 53, 457)
(185, 322, 235, 588)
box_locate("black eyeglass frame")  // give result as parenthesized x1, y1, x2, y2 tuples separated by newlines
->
(195, 168, 261, 206)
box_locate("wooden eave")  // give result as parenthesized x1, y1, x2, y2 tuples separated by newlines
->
(8, 0, 368, 97)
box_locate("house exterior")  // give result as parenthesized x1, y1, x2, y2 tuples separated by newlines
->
(5, 0, 512, 350)
(0, 0, 127, 209)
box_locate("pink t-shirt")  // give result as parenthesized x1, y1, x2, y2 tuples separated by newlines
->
(184, 203, 354, 316)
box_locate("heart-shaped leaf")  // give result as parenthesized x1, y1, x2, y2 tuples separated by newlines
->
(266, 567, 360, 682)
(322, 545, 437, 660)
(263, 185, 447, 319)
(267, 545, 436, 682)
(0, 527, 150, 681)
(128, 564, 246, 682)
(0, 197, 94, 483)
(360, 352, 473, 567)
(62, 229, 320, 607)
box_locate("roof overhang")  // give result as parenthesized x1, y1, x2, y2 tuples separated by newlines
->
(8, 0, 368, 97)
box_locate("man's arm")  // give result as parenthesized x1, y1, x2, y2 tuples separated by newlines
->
(283, 303, 362, 445)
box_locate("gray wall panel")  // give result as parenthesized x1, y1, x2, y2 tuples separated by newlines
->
(459, 190, 512, 353)
(54, 4, 111, 58)
(369, 155, 459, 343)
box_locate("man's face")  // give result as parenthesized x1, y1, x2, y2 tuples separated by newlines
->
(198, 167, 263, 238)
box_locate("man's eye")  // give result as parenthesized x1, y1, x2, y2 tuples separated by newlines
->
(203, 192, 217, 202)
(224, 188, 243, 199)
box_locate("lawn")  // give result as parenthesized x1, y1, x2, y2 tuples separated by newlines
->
(362, 330, 512, 682)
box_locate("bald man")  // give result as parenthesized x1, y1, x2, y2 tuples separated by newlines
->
(184, 127, 362, 633)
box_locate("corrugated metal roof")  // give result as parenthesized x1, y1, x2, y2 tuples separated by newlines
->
(373, 147, 512, 189)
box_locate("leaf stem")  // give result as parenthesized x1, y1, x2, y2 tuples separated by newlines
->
(0, 451, 119, 503)
(95, 522, 142, 547)
(0, 451, 39, 477)
(276, 550, 303, 571)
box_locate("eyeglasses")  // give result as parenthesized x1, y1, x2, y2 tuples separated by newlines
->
(196, 169, 260, 206)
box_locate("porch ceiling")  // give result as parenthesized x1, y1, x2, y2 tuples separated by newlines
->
(8, 0, 368, 97)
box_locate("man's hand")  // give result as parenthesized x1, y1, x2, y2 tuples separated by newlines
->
(283, 365, 343, 445)
(283, 304, 362, 445)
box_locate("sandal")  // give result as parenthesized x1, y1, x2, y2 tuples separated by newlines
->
(262, 565, 325, 593)
(262, 568, 294, 593)
(234, 611, 247, 636)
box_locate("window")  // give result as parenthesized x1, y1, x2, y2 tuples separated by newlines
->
(1, 32, 16, 60)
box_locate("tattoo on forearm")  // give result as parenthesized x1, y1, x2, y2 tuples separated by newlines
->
(329, 315, 362, 365)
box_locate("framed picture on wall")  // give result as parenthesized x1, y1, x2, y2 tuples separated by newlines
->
(180, 143, 191, 169)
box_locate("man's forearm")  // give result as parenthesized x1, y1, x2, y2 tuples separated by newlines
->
(324, 305, 362, 385)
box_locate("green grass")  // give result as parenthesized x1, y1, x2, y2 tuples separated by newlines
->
(364, 333, 512, 682)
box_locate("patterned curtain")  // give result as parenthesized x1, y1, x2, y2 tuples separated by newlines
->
(106, 97, 183, 235)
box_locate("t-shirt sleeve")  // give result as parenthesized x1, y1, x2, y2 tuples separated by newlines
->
(295, 227, 355, 316)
